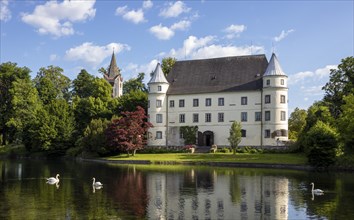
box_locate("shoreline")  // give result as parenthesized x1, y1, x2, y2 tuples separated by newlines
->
(80, 157, 316, 171)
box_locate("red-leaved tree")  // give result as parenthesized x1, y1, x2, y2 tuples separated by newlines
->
(106, 106, 152, 156)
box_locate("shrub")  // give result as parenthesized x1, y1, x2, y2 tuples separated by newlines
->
(220, 147, 230, 153)
(303, 121, 341, 167)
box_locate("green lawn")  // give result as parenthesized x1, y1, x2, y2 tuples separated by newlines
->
(106, 152, 307, 165)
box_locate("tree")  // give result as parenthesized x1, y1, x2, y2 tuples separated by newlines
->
(161, 57, 177, 77)
(80, 118, 110, 156)
(7, 78, 41, 142)
(322, 56, 354, 118)
(118, 90, 148, 113)
(303, 121, 341, 168)
(338, 94, 354, 152)
(106, 106, 152, 156)
(288, 107, 307, 140)
(72, 69, 95, 98)
(0, 62, 32, 145)
(228, 121, 242, 154)
(123, 72, 147, 94)
(180, 126, 198, 145)
(34, 65, 71, 104)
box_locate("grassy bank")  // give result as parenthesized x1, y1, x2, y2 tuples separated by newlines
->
(105, 152, 307, 165)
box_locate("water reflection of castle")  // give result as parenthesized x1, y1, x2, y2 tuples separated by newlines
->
(146, 169, 288, 219)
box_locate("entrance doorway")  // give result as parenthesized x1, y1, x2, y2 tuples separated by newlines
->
(197, 131, 214, 146)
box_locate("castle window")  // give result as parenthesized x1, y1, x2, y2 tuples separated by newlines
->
(156, 131, 162, 139)
(241, 97, 247, 105)
(179, 99, 185, 107)
(179, 114, 185, 123)
(265, 95, 271, 104)
(148, 100, 150, 108)
(218, 98, 224, 106)
(281, 111, 286, 121)
(156, 114, 163, 123)
(265, 111, 271, 121)
(280, 95, 286, 103)
(241, 112, 247, 122)
(241, 129, 246, 137)
(193, 114, 199, 123)
(281, 129, 288, 137)
(156, 99, 162, 108)
(158, 85, 162, 91)
(265, 129, 271, 138)
(170, 100, 175, 107)
(206, 98, 212, 106)
(255, 112, 262, 121)
(193, 99, 199, 107)
(266, 79, 270, 86)
(281, 79, 285, 85)
(205, 113, 211, 122)
(218, 113, 224, 122)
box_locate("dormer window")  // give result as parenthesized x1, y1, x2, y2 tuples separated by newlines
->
(158, 85, 162, 91)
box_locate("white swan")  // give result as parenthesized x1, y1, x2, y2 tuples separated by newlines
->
(92, 177, 103, 187)
(310, 182, 324, 195)
(47, 174, 60, 184)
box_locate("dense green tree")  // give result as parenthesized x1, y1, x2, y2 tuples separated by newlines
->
(304, 121, 341, 167)
(338, 94, 354, 152)
(0, 62, 32, 145)
(34, 65, 71, 104)
(323, 56, 354, 118)
(288, 107, 307, 140)
(161, 57, 177, 77)
(81, 118, 110, 155)
(228, 121, 242, 155)
(91, 78, 112, 101)
(72, 69, 95, 98)
(118, 90, 148, 113)
(180, 126, 198, 145)
(106, 106, 152, 156)
(7, 78, 41, 142)
(303, 101, 334, 133)
(123, 72, 147, 94)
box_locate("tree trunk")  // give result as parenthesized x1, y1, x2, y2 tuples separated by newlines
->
(132, 149, 136, 156)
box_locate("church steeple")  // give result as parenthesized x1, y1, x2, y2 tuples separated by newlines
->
(103, 51, 123, 98)
(107, 51, 120, 78)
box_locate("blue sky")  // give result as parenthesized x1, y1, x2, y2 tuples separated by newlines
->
(1, 0, 353, 112)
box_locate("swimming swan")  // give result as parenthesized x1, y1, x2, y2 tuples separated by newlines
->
(92, 177, 103, 187)
(47, 174, 60, 184)
(310, 182, 324, 195)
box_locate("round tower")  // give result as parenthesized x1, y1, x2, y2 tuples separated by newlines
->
(147, 63, 169, 147)
(262, 53, 288, 146)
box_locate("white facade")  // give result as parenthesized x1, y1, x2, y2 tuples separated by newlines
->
(148, 54, 288, 147)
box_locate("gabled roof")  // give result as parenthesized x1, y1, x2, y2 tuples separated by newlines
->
(166, 54, 269, 95)
(148, 63, 169, 84)
(263, 53, 286, 76)
(107, 52, 120, 78)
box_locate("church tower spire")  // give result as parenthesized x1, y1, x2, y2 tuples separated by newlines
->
(103, 51, 123, 98)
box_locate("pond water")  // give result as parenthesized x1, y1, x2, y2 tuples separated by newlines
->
(1, 159, 354, 219)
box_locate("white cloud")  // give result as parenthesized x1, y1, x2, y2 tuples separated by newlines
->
(49, 54, 58, 61)
(224, 24, 246, 39)
(274, 29, 295, 42)
(167, 35, 264, 60)
(149, 24, 175, 40)
(143, 0, 153, 9)
(125, 59, 159, 80)
(65, 42, 130, 68)
(0, 0, 11, 22)
(21, 0, 96, 38)
(159, 1, 191, 18)
(150, 20, 191, 40)
(115, 6, 146, 24)
(171, 20, 191, 31)
(288, 65, 337, 85)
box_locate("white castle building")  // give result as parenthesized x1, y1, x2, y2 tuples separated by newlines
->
(147, 53, 288, 147)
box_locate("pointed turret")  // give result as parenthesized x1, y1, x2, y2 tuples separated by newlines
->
(148, 63, 169, 84)
(103, 51, 123, 98)
(107, 52, 120, 78)
(263, 53, 286, 76)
